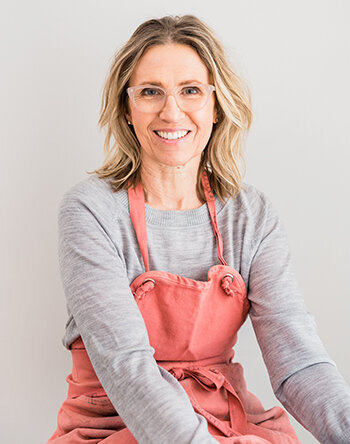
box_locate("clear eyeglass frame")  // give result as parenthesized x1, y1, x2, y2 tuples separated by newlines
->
(126, 83, 216, 113)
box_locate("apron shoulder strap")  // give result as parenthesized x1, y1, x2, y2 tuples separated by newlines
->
(201, 171, 227, 266)
(128, 182, 150, 272)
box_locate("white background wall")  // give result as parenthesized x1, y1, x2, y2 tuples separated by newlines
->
(1, 1, 349, 443)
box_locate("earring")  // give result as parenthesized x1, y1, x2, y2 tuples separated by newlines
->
(127, 120, 132, 125)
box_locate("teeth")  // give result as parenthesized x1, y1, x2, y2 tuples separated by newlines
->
(156, 130, 189, 140)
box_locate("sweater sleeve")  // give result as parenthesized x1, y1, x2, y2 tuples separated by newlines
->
(276, 363, 350, 443)
(247, 196, 350, 442)
(57, 187, 218, 444)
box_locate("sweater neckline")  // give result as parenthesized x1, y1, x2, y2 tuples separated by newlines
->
(116, 188, 226, 227)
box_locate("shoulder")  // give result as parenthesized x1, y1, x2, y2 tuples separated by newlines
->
(58, 175, 129, 227)
(237, 182, 270, 209)
(60, 175, 115, 207)
(226, 181, 275, 223)
(219, 182, 283, 245)
(238, 182, 288, 245)
(58, 174, 128, 215)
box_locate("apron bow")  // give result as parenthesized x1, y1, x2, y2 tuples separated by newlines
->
(168, 365, 248, 438)
(169, 366, 226, 391)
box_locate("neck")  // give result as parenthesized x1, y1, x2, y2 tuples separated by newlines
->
(140, 160, 204, 211)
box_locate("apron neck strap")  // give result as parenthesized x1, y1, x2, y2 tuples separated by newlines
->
(128, 170, 227, 273)
(201, 171, 227, 266)
(128, 181, 150, 272)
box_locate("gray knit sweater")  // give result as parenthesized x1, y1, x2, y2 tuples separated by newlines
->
(57, 174, 350, 443)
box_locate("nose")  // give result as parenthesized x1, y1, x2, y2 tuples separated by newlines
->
(158, 93, 184, 121)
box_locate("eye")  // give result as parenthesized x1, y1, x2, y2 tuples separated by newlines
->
(139, 87, 162, 97)
(182, 86, 201, 95)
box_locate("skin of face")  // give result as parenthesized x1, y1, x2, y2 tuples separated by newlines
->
(126, 43, 217, 170)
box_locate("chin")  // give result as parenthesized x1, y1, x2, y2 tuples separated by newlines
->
(160, 157, 193, 168)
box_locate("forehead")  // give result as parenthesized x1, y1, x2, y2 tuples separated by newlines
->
(129, 43, 211, 86)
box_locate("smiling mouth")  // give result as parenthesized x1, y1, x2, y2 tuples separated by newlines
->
(154, 130, 190, 140)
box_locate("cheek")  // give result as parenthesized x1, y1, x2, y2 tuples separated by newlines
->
(197, 114, 215, 138)
(132, 114, 153, 139)
(197, 105, 215, 131)
(134, 128, 152, 149)
(199, 119, 215, 148)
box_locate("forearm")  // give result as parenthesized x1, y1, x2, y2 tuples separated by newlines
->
(98, 353, 218, 444)
(276, 362, 350, 443)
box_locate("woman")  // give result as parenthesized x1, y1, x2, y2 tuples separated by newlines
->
(47, 15, 350, 444)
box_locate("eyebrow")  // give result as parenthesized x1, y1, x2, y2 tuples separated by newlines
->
(138, 80, 203, 86)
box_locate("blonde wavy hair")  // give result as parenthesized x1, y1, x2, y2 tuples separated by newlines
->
(89, 14, 253, 202)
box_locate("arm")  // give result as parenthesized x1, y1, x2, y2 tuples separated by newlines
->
(247, 197, 350, 443)
(58, 185, 217, 444)
(276, 362, 350, 443)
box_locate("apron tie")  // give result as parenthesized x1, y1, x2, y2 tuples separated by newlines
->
(169, 367, 226, 391)
(169, 366, 247, 437)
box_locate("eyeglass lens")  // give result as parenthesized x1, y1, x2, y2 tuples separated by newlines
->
(132, 85, 212, 113)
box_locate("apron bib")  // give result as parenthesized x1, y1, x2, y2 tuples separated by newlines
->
(47, 172, 300, 444)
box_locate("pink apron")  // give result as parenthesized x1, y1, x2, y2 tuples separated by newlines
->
(47, 172, 300, 444)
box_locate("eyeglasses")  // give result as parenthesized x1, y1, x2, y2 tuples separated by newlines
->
(126, 83, 215, 113)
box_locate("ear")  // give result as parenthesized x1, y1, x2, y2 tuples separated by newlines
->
(125, 100, 132, 123)
(213, 108, 218, 124)
(125, 113, 132, 124)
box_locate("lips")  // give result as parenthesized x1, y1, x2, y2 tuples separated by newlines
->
(154, 130, 190, 140)
(153, 130, 192, 144)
